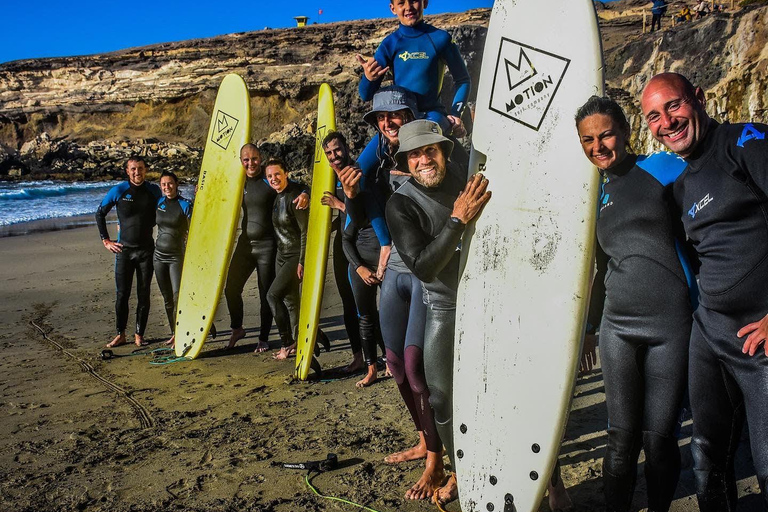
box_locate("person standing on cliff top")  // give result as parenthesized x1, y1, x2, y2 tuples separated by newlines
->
(224, 144, 308, 353)
(641, 72, 768, 511)
(95, 156, 162, 348)
(650, 0, 668, 32)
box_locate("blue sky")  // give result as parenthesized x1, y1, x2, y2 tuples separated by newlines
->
(0, 1, 497, 64)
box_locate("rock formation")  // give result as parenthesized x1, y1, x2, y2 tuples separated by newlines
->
(0, 3, 766, 180)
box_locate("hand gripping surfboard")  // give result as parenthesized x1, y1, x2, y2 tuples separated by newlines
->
(174, 74, 251, 359)
(294, 83, 336, 380)
(453, 1, 604, 511)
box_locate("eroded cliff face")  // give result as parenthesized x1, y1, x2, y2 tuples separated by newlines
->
(0, 10, 488, 179)
(1, 4, 767, 179)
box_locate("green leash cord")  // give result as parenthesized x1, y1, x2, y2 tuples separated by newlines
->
(149, 355, 191, 365)
(305, 472, 384, 512)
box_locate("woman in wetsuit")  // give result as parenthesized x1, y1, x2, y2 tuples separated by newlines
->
(153, 171, 192, 346)
(576, 96, 697, 512)
(263, 158, 309, 361)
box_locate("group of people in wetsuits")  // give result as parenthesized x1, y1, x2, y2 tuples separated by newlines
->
(95, 0, 768, 510)
(575, 73, 768, 512)
(96, 159, 192, 348)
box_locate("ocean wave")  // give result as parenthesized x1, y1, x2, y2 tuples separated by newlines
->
(0, 181, 117, 201)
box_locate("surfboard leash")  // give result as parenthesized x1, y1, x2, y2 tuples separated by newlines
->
(304, 472, 384, 512)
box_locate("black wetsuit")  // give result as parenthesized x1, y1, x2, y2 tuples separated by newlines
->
(268, 181, 308, 346)
(225, 175, 279, 341)
(330, 182, 362, 356)
(342, 209, 384, 366)
(386, 161, 466, 466)
(154, 195, 193, 332)
(672, 121, 768, 511)
(96, 181, 162, 336)
(586, 152, 697, 512)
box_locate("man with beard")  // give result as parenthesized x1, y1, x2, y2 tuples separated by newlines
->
(641, 72, 768, 511)
(386, 120, 491, 505)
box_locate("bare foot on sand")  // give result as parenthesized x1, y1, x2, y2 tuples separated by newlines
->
(384, 362, 393, 378)
(106, 333, 126, 348)
(385, 432, 428, 463)
(344, 352, 365, 374)
(273, 344, 296, 360)
(254, 340, 269, 353)
(405, 450, 445, 500)
(547, 474, 573, 511)
(134, 334, 148, 347)
(434, 473, 458, 507)
(355, 364, 377, 388)
(227, 327, 245, 349)
(165, 335, 175, 346)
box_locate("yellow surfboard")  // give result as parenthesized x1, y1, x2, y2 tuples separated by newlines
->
(294, 83, 336, 380)
(174, 74, 251, 359)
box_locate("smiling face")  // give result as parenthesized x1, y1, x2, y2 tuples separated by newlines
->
(160, 175, 178, 199)
(323, 137, 350, 172)
(641, 74, 709, 157)
(240, 145, 262, 178)
(125, 159, 147, 186)
(406, 143, 446, 188)
(377, 110, 409, 146)
(390, 0, 426, 26)
(577, 113, 629, 171)
(265, 164, 288, 193)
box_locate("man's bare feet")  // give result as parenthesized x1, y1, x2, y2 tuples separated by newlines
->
(344, 352, 365, 373)
(106, 333, 127, 348)
(134, 334, 148, 347)
(434, 473, 458, 506)
(227, 327, 245, 349)
(254, 340, 269, 353)
(273, 343, 296, 360)
(385, 432, 428, 463)
(165, 335, 175, 346)
(547, 473, 573, 511)
(355, 364, 377, 388)
(405, 450, 445, 500)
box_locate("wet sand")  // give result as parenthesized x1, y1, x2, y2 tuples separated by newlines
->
(0, 225, 762, 511)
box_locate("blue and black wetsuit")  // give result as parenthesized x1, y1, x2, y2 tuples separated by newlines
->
(154, 195, 192, 333)
(586, 152, 697, 512)
(386, 161, 467, 467)
(95, 181, 162, 336)
(225, 175, 280, 341)
(672, 121, 768, 511)
(359, 21, 471, 133)
(268, 181, 308, 347)
(330, 181, 362, 356)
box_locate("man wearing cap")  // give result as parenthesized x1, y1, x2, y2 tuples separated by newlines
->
(386, 119, 491, 505)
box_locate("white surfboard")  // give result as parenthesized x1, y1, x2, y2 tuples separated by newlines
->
(453, 1, 604, 511)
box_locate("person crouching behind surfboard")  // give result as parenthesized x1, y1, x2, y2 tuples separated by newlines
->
(261, 157, 310, 361)
(385, 120, 491, 505)
(576, 95, 696, 512)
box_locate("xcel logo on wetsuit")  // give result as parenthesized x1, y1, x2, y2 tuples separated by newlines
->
(398, 51, 429, 62)
(688, 193, 713, 219)
(736, 123, 765, 148)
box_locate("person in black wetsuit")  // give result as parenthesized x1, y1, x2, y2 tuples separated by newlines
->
(262, 157, 309, 361)
(320, 132, 364, 373)
(225, 144, 308, 353)
(154, 170, 193, 347)
(386, 120, 491, 506)
(642, 72, 768, 511)
(95, 156, 162, 348)
(576, 96, 698, 512)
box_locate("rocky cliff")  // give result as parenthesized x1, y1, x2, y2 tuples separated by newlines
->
(1, 2, 766, 179)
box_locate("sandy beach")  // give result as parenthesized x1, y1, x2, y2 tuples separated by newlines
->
(0, 225, 762, 512)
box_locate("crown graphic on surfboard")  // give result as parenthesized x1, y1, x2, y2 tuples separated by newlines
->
(211, 110, 239, 150)
(488, 38, 570, 131)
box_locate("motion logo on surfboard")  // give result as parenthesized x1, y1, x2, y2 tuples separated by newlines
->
(488, 38, 570, 131)
(314, 124, 329, 164)
(211, 110, 239, 150)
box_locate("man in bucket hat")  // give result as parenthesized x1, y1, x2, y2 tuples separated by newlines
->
(386, 119, 491, 505)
